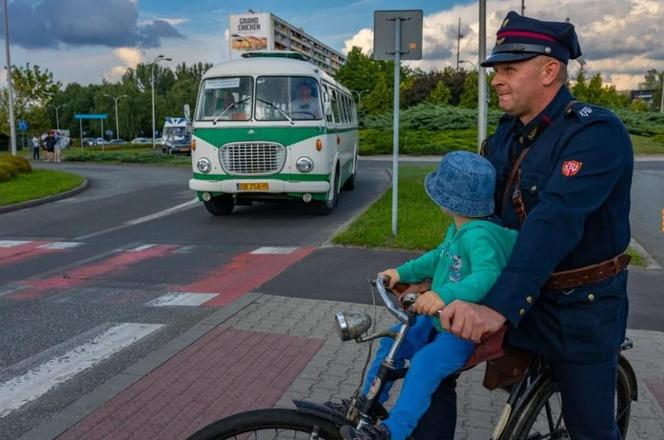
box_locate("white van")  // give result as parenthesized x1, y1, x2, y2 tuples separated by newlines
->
(189, 51, 358, 215)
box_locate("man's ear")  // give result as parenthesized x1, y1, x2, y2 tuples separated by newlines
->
(541, 59, 561, 86)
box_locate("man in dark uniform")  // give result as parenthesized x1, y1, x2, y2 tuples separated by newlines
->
(412, 11, 633, 440)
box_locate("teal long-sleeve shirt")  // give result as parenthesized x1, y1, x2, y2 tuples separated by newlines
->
(396, 220, 517, 330)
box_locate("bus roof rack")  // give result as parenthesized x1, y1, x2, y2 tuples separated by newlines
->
(241, 51, 308, 61)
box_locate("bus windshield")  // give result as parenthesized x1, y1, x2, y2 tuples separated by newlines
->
(256, 76, 322, 121)
(197, 76, 253, 121)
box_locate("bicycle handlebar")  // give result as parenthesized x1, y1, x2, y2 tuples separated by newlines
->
(375, 274, 410, 324)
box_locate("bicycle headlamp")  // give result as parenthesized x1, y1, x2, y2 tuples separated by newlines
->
(335, 311, 372, 342)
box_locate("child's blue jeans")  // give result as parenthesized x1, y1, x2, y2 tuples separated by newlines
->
(361, 316, 475, 440)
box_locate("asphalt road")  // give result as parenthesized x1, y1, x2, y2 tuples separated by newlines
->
(0, 160, 392, 440)
(0, 158, 662, 440)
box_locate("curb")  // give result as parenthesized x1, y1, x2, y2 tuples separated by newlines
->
(0, 177, 89, 215)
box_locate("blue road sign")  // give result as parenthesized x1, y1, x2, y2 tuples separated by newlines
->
(18, 119, 28, 132)
(74, 114, 108, 120)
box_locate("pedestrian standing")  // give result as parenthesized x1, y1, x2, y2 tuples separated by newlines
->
(31, 135, 40, 160)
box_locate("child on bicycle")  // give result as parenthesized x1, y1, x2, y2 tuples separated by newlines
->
(339, 151, 518, 440)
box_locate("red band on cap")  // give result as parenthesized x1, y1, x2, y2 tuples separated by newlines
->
(497, 30, 557, 42)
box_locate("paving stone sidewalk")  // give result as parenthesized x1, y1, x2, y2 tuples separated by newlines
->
(223, 293, 664, 440)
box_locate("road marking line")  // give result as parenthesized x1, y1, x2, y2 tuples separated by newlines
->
(250, 246, 298, 254)
(128, 244, 157, 252)
(75, 197, 199, 240)
(124, 197, 199, 225)
(147, 292, 219, 307)
(0, 323, 163, 418)
(0, 240, 31, 247)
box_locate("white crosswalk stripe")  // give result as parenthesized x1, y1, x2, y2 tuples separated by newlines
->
(36, 242, 82, 250)
(147, 292, 219, 307)
(0, 323, 163, 418)
(0, 240, 31, 247)
(251, 246, 298, 254)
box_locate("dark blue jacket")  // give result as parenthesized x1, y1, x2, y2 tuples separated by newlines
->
(481, 86, 633, 360)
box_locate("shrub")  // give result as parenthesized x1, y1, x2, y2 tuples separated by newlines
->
(1, 155, 32, 173)
(0, 162, 19, 178)
(0, 167, 10, 182)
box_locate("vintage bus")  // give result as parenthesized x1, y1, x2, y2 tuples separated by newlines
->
(189, 51, 358, 215)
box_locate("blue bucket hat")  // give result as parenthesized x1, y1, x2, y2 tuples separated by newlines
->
(480, 11, 582, 67)
(425, 151, 496, 218)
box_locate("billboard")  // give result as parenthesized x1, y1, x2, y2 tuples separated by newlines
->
(229, 13, 272, 58)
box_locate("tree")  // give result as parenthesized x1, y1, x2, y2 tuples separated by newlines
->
(641, 69, 663, 111)
(335, 47, 380, 97)
(363, 73, 392, 115)
(0, 63, 61, 136)
(459, 70, 479, 108)
(427, 80, 451, 105)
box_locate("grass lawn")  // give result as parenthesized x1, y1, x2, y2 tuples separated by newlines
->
(630, 135, 664, 154)
(333, 164, 646, 267)
(0, 169, 84, 206)
(333, 164, 452, 250)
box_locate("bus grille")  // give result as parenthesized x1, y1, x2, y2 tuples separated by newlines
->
(219, 142, 286, 175)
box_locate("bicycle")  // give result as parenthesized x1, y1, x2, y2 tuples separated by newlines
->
(186, 275, 638, 440)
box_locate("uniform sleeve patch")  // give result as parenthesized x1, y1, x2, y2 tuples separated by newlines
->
(561, 160, 583, 176)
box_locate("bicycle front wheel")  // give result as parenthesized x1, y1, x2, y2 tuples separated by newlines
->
(500, 361, 632, 440)
(186, 408, 342, 440)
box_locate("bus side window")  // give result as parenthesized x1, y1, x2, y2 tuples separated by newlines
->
(331, 89, 341, 125)
(342, 94, 351, 125)
(343, 94, 352, 125)
(323, 84, 334, 124)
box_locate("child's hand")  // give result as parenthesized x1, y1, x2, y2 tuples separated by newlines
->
(378, 269, 400, 288)
(414, 291, 445, 316)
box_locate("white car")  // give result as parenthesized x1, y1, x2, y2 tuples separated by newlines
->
(130, 137, 151, 144)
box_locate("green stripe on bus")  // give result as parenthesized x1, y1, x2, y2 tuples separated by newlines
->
(194, 127, 323, 147)
(193, 126, 358, 147)
(192, 172, 330, 181)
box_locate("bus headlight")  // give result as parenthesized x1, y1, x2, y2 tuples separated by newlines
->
(296, 156, 314, 173)
(197, 157, 211, 173)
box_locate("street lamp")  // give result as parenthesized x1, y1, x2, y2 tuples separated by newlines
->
(3, 0, 17, 156)
(51, 103, 68, 130)
(351, 89, 368, 108)
(459, 59, 477, 70)
(104, 94, 128, 139)
(151, 54, 172, 148)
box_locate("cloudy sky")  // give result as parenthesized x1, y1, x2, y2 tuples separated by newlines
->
(1, 0, 662, 91)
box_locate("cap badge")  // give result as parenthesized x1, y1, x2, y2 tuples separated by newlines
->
(561, 160, 583, 177)
(544, 47, 552, 53)
(501, 18, 509, 28)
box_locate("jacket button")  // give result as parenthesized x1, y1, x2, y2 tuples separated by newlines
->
(530, 185, 537, 194)
(519, 308, 526, 316)
(526, 296, 533, 304)
(587, 293, 595, 302)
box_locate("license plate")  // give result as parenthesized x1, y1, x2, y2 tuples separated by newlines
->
(237, 182, 269, 191)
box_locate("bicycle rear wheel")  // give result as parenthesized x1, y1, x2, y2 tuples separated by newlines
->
(186, 408, 342, 440)
(500, 361, 632, 439)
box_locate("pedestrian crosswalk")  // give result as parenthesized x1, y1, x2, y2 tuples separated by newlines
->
(0, 238, 320, 434)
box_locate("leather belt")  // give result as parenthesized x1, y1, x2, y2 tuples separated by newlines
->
(544, 253, 631, 290)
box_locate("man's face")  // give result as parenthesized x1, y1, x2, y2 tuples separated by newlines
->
(491, 57, 547, 122)
(299, 85, 311, 100)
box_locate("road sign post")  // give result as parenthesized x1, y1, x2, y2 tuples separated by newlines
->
(373, 10, 422, 236)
